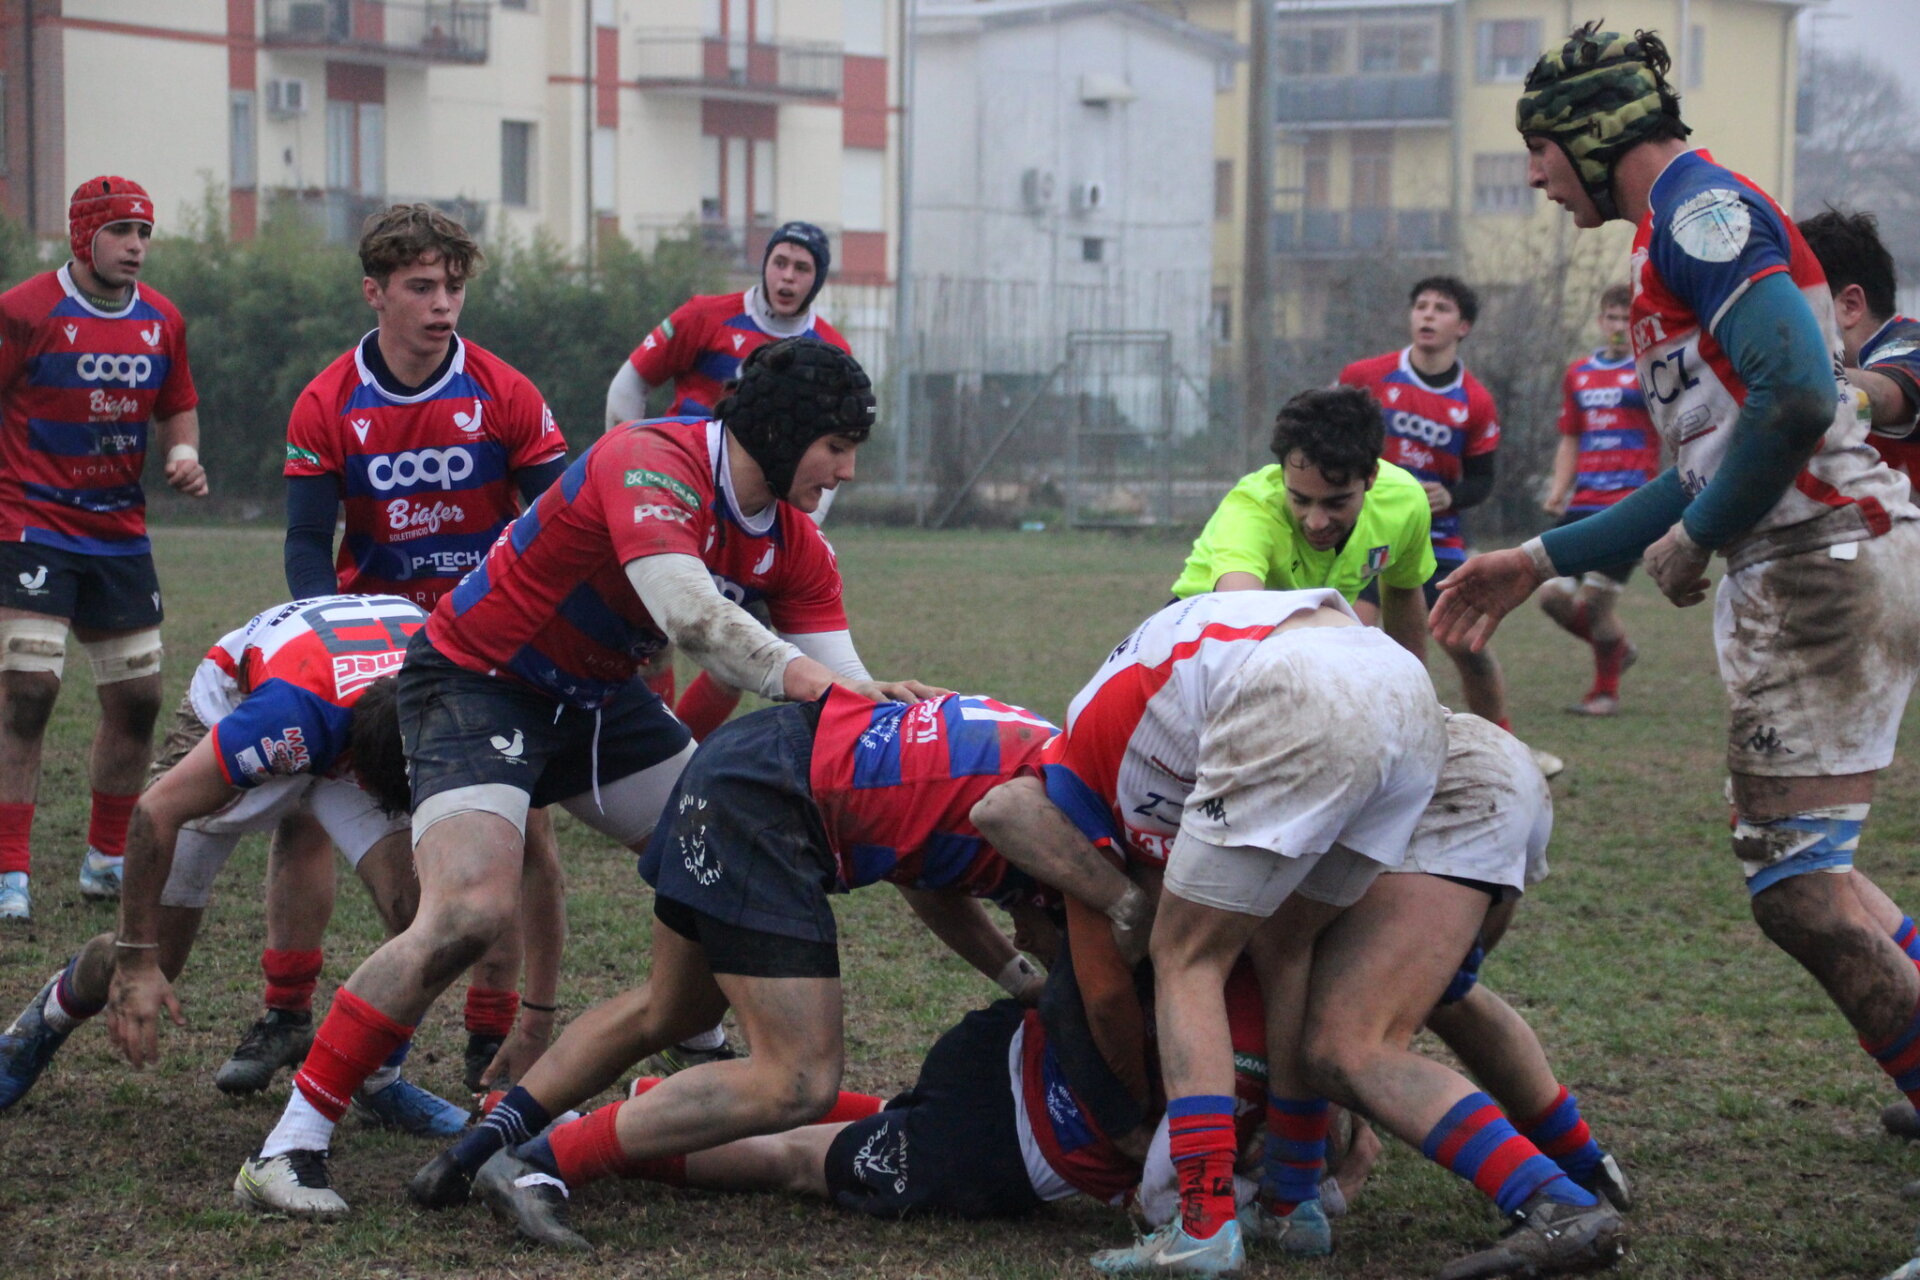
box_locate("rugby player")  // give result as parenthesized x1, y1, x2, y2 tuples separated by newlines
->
(0, 176, 208, 920)
(404, 685, 1060, 1243)
(1798, 209, 1920, 475)
(271, 202, 572, 1106)
(1172, 385, 1435, 657)
(1538, 284, 1655, 716)
(1432, 29, 1920, 1277)
(605, 221, 850, 749)
(232, 337, 936, 1217)
(0, 595, 422, 1116)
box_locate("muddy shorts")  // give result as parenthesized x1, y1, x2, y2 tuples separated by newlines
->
(1386, 713, 1551, 894)
(1715, 519, 1920, 778)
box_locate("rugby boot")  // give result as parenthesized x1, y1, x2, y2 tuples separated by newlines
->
(0, 872, 29, 921)
(408, 1147, 474, 1211)
(77, 849, 123, 901)
(1573, 1152, 1634, 1213)
(1240, 1198, 1333, 1257)
(1091, 1220, 1245, 1275)
(641, 1037, 739, 1078)
(0, 970, 72, 1110)
(1565, 694, 1619, 718)
(1883, 1101, 1920, 1141)
(1435, 1192, 1626, 1280)
(233, 1149, 349, 1218)
(214, 1008, 313, 1095)
(464, 1031, 506, 1094)
(352, 1076, 470, 1136)
(475, 1149, 591, 1251)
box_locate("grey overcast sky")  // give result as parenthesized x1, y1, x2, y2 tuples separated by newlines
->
(1799, 0, 1920, 81)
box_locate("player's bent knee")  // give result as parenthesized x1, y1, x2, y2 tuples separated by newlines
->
(0, 616, 69, 681)
(84, 628, 163, 687)
(1735, 805, 1868, 899)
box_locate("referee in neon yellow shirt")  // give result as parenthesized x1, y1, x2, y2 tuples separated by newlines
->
(1174, 385, 1435, 659)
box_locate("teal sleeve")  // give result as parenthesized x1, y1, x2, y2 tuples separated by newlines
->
(1680, 272, 1837, 549)
(1539, 469, 1690, 576)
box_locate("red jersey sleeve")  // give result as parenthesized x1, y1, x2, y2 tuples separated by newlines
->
(1556, 361, 1581, 437)
(629, 299, 706, 386)
(151, 296, 198, 418)
(763, 517, 849, 634)
(1335, 360, 1365, 388)
(500, 370, 569, 471)
(284, 383, 340, 479)
(1464, 382, 1501, 456)
(602, 428, 711, 563)
(0, 287, 32, 391)
(813, 317, 853, 355)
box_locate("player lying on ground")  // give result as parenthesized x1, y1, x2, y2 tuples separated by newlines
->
(232, 337, 937, 1218)
(406, 684, 1064, 1244)
(967, 593, 1623, 1276)
(0, 596, 470, 1133)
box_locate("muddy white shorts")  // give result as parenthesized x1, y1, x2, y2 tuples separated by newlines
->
(1387, 713, 1551, 893)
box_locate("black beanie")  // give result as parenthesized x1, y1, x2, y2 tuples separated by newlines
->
(717, 337, 874, 500)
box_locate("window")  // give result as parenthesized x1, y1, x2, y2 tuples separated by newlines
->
(592, 127, 615, 213)
(1302, 135, 1331, 209)
(501, 121, 533, 207)
(1214, 158, 1233, 221)
(842, 149, 885, 231)
(1476, 20, 1540, 82)
(1210, 286, 1232, 346)
(1082, 237, 1105, 263)
(327, 100, 384, 195)
(1686, 25, 1705, 88)
(700, 136, 722, 221)
(1350, 132, 1391, 208)
(326, 101, 354, 189)
(358, 104, 385, 197)
(1279, 26, 1345, 76)
(1215, 59, 1235, 93)
(1359, 23, 1437, 74)
(229, 90, 256, 189)
(1472, 153, 1533, 214)
(498, 0, 530, 9)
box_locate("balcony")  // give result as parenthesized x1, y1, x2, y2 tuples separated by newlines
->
(1275, 72, 1450, 126)
(632, 30, 842, 101)
(1274, 207, 1451, 257)
(267, 189, 487, 245)
(263, 0, 490, 65)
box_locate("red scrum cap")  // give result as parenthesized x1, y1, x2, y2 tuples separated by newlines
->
(68, 175, 155, 267)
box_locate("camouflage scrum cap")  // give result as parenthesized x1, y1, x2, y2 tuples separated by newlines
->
(1515, 22, 1688, 221)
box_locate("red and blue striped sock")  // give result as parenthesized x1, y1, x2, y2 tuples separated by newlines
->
(1421, 1091, 1597, 1215)
(1168, 1094, 1239, 1240)
(1864, 998, 1920, 1109)
(1519, 1086, 1605, 1183)
(1262, 1094, 1328, 1214)
(1893, 917, 1920, 968)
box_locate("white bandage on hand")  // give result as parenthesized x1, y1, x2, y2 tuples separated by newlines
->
(166, 444, 199, 466)
(996, 953, 1044, 999)
(1519, 536, 1558, 583)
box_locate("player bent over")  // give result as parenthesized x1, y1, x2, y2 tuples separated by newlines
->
(407, 685, 1060, 1244)
(1537, 284, 1654, 715)
(0, 596, 431, 1120)
(233, 336, 933, 1216)
(1433, 28, 1920, 1279)
(0, 176, 207, 919)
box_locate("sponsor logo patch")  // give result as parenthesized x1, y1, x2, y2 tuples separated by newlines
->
(332, 649, 405, 698)
(76, 353, 153, 384)
(624, 469, 701, 509)
(286, 444, 323, 467)
(366, 446, 475, 492)
(1670, 188, 1752, 263)
(633, 502, 694, 526)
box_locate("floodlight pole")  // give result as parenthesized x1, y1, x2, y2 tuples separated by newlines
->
(1241, 0, 1276, 470)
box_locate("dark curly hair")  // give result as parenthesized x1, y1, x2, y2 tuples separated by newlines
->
(1800, 207, 1898, 319)
(715, 337, 876, 499)
(347, 676, 411, 817)
(1269, 386, 1384, 487)
(1410, 275, 1480, 326)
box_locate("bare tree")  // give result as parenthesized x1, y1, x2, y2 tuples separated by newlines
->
(1796, 47, 1920, 214)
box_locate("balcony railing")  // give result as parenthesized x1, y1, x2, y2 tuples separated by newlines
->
(1276, 72, 1449, 124)
(1274, 207, 1452, 256)
(632, 30, 842, 100)
(263, 0, 490, 64)
(268, 189, 487, 245)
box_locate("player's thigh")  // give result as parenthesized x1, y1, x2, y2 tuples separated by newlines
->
(1308, 872, 1488, 1048)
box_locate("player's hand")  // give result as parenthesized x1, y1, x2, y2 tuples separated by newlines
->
(164, 455, 209, 498)
(1644, 524, 1712, 607)
(104, 958, 185, 1070)
(1421, 480, 1451, 514)
(846, 678, 950, 704)
(1430, 548, 1547, 652)
(478, 1017, 554, 1092)
(1540, 492, 1569, 517)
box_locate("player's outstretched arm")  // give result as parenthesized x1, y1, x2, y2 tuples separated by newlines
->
(971, 777, 1153, 962)
(896, 885, 1043, 1003)
(1430, 547, 1550, 653)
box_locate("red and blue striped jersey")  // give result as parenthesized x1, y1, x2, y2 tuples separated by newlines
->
(1557, 351, 1657, 510)
(1630, 149, 1913, 541)
(0, 266, 197, 555)
(626, 290, 850, 420)
(809, 687, 1058, 893)
(428, 417, 848, 709)
(1338, 348, 1499, 553)
(1859, 315, 1920, 479)
(194, 594, 425, 789)
(284, 333, 566, 606)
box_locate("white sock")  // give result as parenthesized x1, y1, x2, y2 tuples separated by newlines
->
(678, 1024, 727, 1053)
(41, 977, 89, 1034)
(259, 1090, 336, 1159)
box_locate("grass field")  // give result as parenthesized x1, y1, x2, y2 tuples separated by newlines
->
(5, 523, 1920, 1279)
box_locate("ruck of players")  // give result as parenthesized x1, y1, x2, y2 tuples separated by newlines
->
(7, 15, 1920, 1279)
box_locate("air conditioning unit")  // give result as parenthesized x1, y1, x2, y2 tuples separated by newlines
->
(1070, 180, 1106, 214)
(1020, 167, 1055, 212)
(266, 78, 309, 118)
